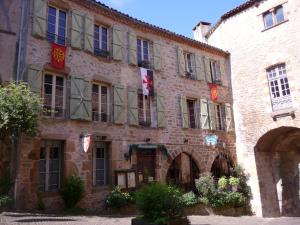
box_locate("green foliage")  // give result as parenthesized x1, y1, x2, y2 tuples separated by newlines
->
(105, 186, 135, 208)
(195, 174, 216, 197)
(217, 177, 228, 191)
(0, 195, 13, 208)
(61, 175, 85, 209)
(225, 192, 247, 208)
(229, 177, 240, 186)
(136, 182, 184, 225)
(182, 191, 198, 207)
(0, 82, 43, 138)
(231, 165, 252, 201)
(198, 197, 209, 205)
(0, 175, 13, 195)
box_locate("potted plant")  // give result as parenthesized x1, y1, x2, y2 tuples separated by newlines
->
(132, 182, 189, 225)
(229, 176, 240, 192)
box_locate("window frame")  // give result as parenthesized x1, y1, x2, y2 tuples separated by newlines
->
(267, 64, 292, 111)
(92, 83, 110, 123)
(183, 52, 195, 78)
(47, 5, 67, 46)
(215, 103, 226, 131)
(94, 24, 109, 55)
(263, 5, 285, 29)
(138, 90, 153, 127)
(42, 72, 66, 119)
(92, 142, 110, 186)
(39, 140, 64, 192)
(137, 38, 151, 65)
(186, 98, 197, 129)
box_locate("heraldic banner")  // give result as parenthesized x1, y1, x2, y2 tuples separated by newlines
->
(208, 83, 218, 102)
(51, 43, 67, 69)
(140, 68, 154, 96)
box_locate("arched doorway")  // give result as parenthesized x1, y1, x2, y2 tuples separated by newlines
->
(211, 153, 234, 179)
(255, 126, 300, 217)
(166, 153, 200, 190)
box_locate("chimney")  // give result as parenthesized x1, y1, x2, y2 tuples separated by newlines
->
(193, 21, 211, 43)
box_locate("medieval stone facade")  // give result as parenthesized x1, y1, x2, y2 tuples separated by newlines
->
(0, 0, 235, 210)
(201, 0, 300, 217)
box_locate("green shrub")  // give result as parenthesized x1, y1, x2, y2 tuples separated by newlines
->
(231, 165, 252, 201)
(226, 192, 247, 208)
(60, 175, 84, 209)
(105, 186, 135, 208)
(182, 191, 198, 207)
(0, 195, 13, 208)
(229, 177, 240, 186)
(195, 174, 216, 197)
(136, 182, 184, 224)
(218, 177, 228, 191)
(0, 175, 13, 195)
(198, 197, 209, 205)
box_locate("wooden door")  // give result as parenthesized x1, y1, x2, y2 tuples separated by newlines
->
(137, 149, 156, 182)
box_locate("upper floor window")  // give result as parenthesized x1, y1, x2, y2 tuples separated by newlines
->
(215, 104, 226, 131)
(209, 60, 221, 84)
(93, 141, 110, 186)
(43, 74, 66, 118)
(39, 140, 64, 192)
(138, 91, 152, 126)
(47, 6, 67, 46)
(184, 52, 195, 79)
(94, 25, 109, 57)
(92, 83, 109, 122)
(137, 38, 151, 68)
(267, 64, 292, 111)
(263, 5, 285, 29)
(187, 99, 196, 128)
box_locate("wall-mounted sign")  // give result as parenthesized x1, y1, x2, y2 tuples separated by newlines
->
(204, 134, 218, 147)
(208, 83, 218, 102)
(51, 43, 66, 69)
(115, 170, 136, 189)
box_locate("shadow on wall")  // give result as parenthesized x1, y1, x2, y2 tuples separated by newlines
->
(255, 126, 300, 217)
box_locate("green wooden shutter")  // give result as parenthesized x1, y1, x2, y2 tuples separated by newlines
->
(177, 47, 185, 76)
(84, 14, 94, 53)
(112, 25, 123, 61)
(71, 10, 84, 49)
(26, 65, 43, 94)
(113, 85, 125, 124)
(204, 57, 212, 83)
(200, 98, 209, 129)
(32, 0, 47, 38)
(208, 101, 216, 130)
(225, 103, 232, 131)
(215, 60, 222, 83)
(127, 87, 138, 125)
(128, 31, 137, 66)
(153, 41, 161, 71)
(195, 54, 206, 81)
(180, 95, 189, 128)
(157, 94, 165, 128)
(70, 76, 92, 121)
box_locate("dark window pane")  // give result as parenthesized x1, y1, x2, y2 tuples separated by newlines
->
(264, 12, 273, 28)
(96, 148, 105, 158)
(187, 100, 196, 128)
(275, 6, 284, 23)
(101, 27, 108, 50)
(92, 84, 99, 93)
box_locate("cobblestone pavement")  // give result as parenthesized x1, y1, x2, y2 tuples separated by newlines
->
(1, 212, 300, 225)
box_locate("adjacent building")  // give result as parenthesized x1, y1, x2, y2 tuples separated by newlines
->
(0, 0, 235, 210)
(195, 0, 300, 217)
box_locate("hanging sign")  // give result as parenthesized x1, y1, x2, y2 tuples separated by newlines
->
(140, 68, 154, 96)
(209, 83, 218, 102)
(51, 43, 67, 69)
(80, 134, 91, 153)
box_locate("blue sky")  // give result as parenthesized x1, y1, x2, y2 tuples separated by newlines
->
(98, 0, 247, 38)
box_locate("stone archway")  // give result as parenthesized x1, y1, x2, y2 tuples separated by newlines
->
(210, 153, 234, 179)
(166, 152, 200, 190)
(255, 126, 300, 217)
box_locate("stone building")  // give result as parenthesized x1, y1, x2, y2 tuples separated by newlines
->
(0, 0, 235, 210)
(195, 0, 300, 217)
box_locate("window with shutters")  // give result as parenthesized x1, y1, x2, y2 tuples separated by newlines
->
(215, 104, 226, 131)
(43, 73, 66, 118)
(94, 24, 109, 57)
(137, 38, 152, 68)
(208, 60, 220, 84)
(92, 83, 109, 122)
(39, 140, 64, 192)
(263, 5, 285, 29)
(47, 6, 67, 46)
(267, 64, 292, 111)
(184, 52, 195, 79)
(186, 99, 196, 128)
(138, 91, 152, 126)
(93, 142, 110, 186)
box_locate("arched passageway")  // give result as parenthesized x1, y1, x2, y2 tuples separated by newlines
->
(255, 126, 300, 217)
(166, 153, 200, 190)
(210, 153, 234, 179)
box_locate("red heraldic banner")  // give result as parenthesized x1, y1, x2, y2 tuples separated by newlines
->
(140, 68, 154, 96)
(51, 43, 66, 69)
(209, 84, 218, 102)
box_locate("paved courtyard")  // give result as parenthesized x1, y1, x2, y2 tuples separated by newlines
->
(1, 212, 300, 225)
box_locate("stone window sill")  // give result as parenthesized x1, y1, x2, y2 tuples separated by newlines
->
(271, 107, 296, 121)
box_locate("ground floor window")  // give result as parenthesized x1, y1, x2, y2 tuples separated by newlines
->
(39, 140, 64, 192)
(93, 141, 110, 186)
